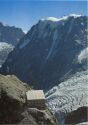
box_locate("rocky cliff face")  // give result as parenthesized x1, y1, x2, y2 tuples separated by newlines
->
(0, 22, 24, 66)
(0, 74, 57, 125)
(0, 22, 24, 46)
(1, 15, 87, 90)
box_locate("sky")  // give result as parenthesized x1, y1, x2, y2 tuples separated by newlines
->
(0, 0, 87, 32)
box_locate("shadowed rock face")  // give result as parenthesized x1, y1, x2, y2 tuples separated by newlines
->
(0, 92, 25, 124)
(0, 74, 58, 125)
(0, 16, 87, 90)
(0, 22, 24, 66)
(0, 74, 27, 124)
(0, 22, 24, 46)
(65, 106, 88, 125)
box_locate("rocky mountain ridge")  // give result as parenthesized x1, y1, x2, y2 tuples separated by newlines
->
(0, 22, 24, 46)
(0, 15, 87, 90)
(0, 22, 24, 66)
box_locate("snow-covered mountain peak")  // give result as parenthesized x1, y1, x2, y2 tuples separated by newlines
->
(69, 14, 82, 18)
(41, 17, 67, 22)
(41, 14, 82, 22)
(41, 16, 68, 22)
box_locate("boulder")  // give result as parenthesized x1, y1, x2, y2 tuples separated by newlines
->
(0, 74, 58, 125)
(65, 106, 88, 124)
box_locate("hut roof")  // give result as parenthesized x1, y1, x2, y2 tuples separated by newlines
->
(26, 90, 45, 100)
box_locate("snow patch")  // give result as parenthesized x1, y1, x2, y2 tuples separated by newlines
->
(78, 47, 88, 63)
(41, 14, 81, 22)
(69, 14, 81, 18)
(0, 42, 13, 51)
(41, 16, 68, 22)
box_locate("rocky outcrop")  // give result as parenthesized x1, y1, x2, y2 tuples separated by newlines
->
(65, 106, 88, 124)
(1, 15, 87, 90)
(0, 74, 57, 125)
(21, 108, 57, 125)
(0, 74, 28, 123)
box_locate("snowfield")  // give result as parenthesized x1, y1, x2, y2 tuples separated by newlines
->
(46, 70, 88, 125)
(0, 42, 13, 51)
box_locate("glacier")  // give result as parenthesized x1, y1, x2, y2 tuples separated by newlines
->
(46, 70, 88, 125)
(0, 42, 13, 65)
(0, 42, 13, 51)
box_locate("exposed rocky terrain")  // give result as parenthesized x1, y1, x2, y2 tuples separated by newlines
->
(0, 15, 87, 125)
(0, 22, 24, 46)
(0, 22, 24, 66)
(64, 106, 88, 124)
(0, 74, 57, 125)
(0, 15, 87, 90)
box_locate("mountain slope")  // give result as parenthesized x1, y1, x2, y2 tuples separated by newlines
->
(0, 22, 24, 46)
(1, 15, 87, 90)
(45, 70, 88, 124)
(0, 42, 13, 66)
(0, 22, 24, 66)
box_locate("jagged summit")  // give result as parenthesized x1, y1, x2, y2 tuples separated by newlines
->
(0, 22, 24, 66)
(1, 15, 87, 90)
(0, 22, 24, 46)
(41, 14, 82, 22)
